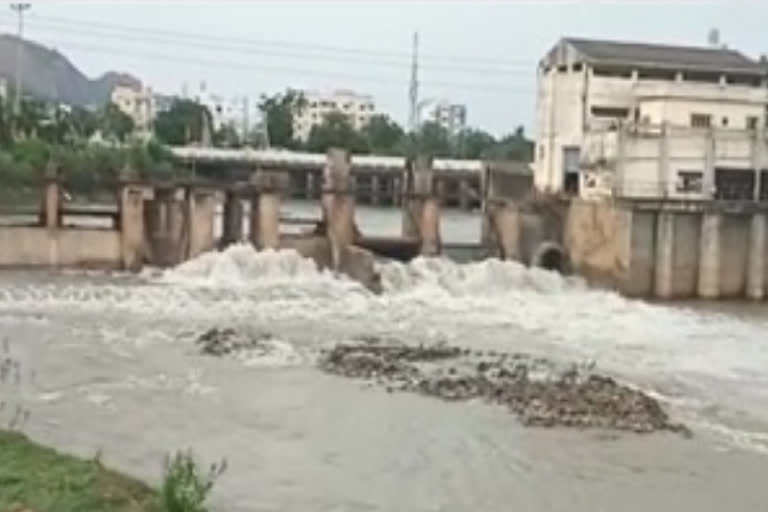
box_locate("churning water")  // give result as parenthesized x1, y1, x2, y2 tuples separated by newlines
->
(1, 206, 768, 511)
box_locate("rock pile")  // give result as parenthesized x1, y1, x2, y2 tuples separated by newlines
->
(318, 341, 690, 436)
(195, 327, 275, 357)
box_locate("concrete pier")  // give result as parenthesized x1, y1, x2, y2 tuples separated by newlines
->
(322, 148, 356, 271)
(119, 184, 146, 271)
(187, 187, 216, 258)
(747, 213, 766, 300)
(459, 178, 471, 210)
(698, 213, 721, 299)
(220, 189, 244, 248)
(249, 171, 282, 250)
(402, 156, 441, 256)
(653, 212, 675, 298)
(370, 175, 381, 206)
(305, 172, 316, 200)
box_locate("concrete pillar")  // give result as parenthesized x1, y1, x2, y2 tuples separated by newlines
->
(305, 172, 315, 200)
(746, 213, 766, 300)
(41, 160, 61, 230)
(392, 176, 401, 206)
(220, 189, 243, 248)
(321, 148, 355, 271)
(370, 174, 380, 206)
(458, 177, 471, 210)
(657, 123, 670, 197)
(698, 212, 722, 298)
(249, 171, 282, 250)
(402, 155, 441, 256)
(187, 187, 216, 259)
(703, 130, 716, 199)
(653, 212, 675, 298)
(119, 184, 145, 271)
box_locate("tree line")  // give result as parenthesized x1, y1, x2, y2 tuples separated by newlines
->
(238, 89, 534, 161)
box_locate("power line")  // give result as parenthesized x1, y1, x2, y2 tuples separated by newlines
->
(7, 15, 535, 76)
(19, 12, 535, 69)
(19, 38, 535, 95)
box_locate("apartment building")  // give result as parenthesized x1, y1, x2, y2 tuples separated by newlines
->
(292, 89, 375, 141)
(535, 37, 768, 199)
(424, 100, 467, 136)
(110, 84, 156, 138)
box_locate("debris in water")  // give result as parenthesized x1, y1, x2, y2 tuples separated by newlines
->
(193, 327, 301, 367)
(318, 341, 691, 437)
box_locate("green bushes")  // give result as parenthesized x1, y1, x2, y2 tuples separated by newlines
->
(0, 139, 185, 199)
(161, 450, 227, 512)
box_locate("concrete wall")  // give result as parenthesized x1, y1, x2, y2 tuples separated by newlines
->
(564, 198, 768, 299)
(0, 227, 121, 268)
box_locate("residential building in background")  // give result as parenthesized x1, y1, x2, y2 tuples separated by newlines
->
(185, 81, 259, 140)
(535, 37, 768, 199)
(292, 89, 376, 141)
(110, 84, 156, 138)
(423, 100, 467, 136)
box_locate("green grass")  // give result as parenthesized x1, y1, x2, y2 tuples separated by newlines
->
(0, 429, 163, 512)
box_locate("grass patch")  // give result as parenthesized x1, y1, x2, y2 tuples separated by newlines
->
(0, 430, 225, 512)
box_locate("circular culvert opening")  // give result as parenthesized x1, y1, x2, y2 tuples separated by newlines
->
(531, 243, 567, 273)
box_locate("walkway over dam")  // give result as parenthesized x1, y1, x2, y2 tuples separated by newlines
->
(1, 147, 768, 301)
(170, 147, 499, 210)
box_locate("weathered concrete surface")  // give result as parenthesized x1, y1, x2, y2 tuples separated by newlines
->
(322, 149, 356, 271)
(119, 185, 146, 271)
(627, 211, 656, 297)
(402, 155, 441, 256)
(564, 200, 632, 290)
(653, 212, 675, 298)
(0, 227, 121, 268)
(747, 213, 766, 300)
(670, 213, 700, 297)
(188, 189, 217, 259)
(719, 214, 750, 297)
(487, 204, 521, 260)
(282, 235, 382, 293)
(698, 213, 721, 298)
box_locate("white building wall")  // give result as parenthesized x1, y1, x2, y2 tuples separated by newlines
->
(110, 85, 156, 137)
(292, 89, 376, 142)
(536, 40, 768, 197)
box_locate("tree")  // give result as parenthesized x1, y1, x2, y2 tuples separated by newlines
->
(485, 125, 534, 161)
(362, 114, 404, 155)
(214, 122, 241, 148)
(258, 88, 306, 148)
(101, 102, 135, 143)
(305, 111, 369, 153)
(413, 121, 452, 157)
(456, 128, 496, 159)
(154, 99, 213, 146)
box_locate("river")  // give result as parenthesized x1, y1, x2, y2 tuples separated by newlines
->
(1, 201, 768, 511)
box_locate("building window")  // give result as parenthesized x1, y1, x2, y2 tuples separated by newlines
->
(590, 106, 629, 118)
(722, 116, 729, 127)
(690, 113, 711, 128)
(747, 116, 759, 130)
(593, 67, 632, 78)
(572, 63, 583, 72)
(676, 170, 703, 193)
(637, 68, 677, 81)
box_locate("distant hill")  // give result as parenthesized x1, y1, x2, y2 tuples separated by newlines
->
(0, 34, 141, 107)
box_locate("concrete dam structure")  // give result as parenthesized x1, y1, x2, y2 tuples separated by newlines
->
(2, 148, 766, 301)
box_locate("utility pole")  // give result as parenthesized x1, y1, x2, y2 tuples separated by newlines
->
(408, 31, 419, 133)
(10, 2, 30, 120)
(242, 95, 249, 145)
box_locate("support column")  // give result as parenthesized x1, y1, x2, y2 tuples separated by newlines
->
(42, 160, 61, 230)
(187, 187, 216, 259)
(370, 175, 380, 206)
(305, 171, 315, 200)
(654, 212, 674, 298)
(392, 176, 401, 206)
(322, 148, 355, 271)
(746, 213, 766, 300)
(657, 122, 670, 197)
(220, 189, 244, 248)
(119, 183, 145, 271)
(698, 212, 722, 298)
(458, 177, 470, 210)
(249, 170, 282, 250)
(402, 155, 441, 256)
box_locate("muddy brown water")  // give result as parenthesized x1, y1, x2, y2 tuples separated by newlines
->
(1, 203, 768, 511)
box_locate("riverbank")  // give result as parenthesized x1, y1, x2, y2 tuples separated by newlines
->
(0, 429, 163, 511)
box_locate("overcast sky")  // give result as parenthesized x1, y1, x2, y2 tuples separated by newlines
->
(4, 1, 768, 136)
